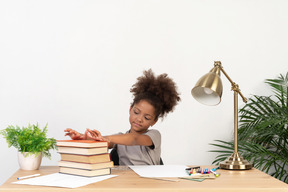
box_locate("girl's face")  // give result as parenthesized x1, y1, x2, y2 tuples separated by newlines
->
(129, 100, 158, 134)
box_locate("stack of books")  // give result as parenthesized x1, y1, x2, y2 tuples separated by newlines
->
(56, 140, 113, 177)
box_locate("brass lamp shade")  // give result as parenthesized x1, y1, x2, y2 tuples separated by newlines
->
(191, 66, 223, 106)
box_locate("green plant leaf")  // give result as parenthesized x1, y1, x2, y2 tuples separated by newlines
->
(0, 123, 56, 159)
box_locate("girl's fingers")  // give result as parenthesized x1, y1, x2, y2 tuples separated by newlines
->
(91, 130, 102, 138)
(64, 128, 73, 132)
(87, 131, 93, 138)
(86, 129, 105, 141)
(93, 129, 101, 135)
(86, 129, 94, 137)
(87, 129, 98, 137)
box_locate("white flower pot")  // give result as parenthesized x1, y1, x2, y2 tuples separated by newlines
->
(18, 152, 42, 170)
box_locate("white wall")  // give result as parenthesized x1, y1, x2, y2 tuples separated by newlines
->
(1, 0, 287, 185)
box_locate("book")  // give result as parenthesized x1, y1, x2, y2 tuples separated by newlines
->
(57, 146, 108, 155)
(59, 167, 111, 177)
(58, 160, 113, 170)
(57, 140, 108, 148)
(60, 153, 111, 164)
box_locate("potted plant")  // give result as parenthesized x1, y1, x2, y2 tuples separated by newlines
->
(210, 72, 288, 183)
(0, 123, 57, 170)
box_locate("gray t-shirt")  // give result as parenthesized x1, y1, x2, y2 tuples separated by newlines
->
(116, 129, 161, 165)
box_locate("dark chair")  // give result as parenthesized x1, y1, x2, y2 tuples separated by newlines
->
(110, 147, 120, 165)
(110, 147, 163, 165)
(160, 157, 164, 165)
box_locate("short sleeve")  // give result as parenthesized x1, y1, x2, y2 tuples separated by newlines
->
(144, 129, 161, 150)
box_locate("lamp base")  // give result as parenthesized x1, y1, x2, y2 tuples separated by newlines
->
(219, 152, 253, 170)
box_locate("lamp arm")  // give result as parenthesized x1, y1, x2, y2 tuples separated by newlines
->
(215, 61, 248, 103)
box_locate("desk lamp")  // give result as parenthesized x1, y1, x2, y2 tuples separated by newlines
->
(191, 61, 253, 170)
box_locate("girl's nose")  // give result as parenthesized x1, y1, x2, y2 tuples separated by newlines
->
(137, 116, 143, 123)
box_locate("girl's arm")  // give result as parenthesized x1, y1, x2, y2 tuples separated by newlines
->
(86, 129, 153, 149)
(105, 133, 153, 148)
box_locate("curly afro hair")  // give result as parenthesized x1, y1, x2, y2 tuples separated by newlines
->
(130, 69, 181, 120)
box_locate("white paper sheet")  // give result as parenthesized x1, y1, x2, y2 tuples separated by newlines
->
(129, 165, 189, 178)
(12, 173, 117, 188)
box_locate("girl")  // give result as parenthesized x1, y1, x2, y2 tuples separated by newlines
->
(64, 69, 180, 165)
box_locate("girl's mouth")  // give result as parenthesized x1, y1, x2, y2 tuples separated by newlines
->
(133, 122, 141, 128)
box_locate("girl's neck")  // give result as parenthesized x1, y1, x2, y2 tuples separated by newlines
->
(129, 129, 147, 135)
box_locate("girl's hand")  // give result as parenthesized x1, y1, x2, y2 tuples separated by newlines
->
(85, 129, 107, 142)
(64, 128, 85, 140)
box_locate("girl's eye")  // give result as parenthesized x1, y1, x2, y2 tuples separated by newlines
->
(134, 110, 139, 114)
(145, 117, 151, 121)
